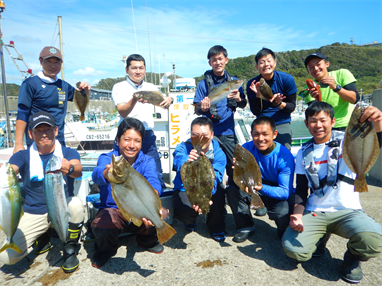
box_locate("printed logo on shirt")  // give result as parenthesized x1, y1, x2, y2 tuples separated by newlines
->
(57, 87, 66, 106)
(42, 85, 46, 88)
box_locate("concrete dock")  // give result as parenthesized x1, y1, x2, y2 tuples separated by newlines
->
(1, 179, 382, 286)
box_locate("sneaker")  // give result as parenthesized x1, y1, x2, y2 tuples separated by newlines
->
(139, 243, 164, 254)
(254, 207, 267, 216)
(91, 251, 115, 268)
(184, 223, 197, 232)
(340, 251, 363, 284)
(212, 232, 226, 242)
(233, 231, 253, 243)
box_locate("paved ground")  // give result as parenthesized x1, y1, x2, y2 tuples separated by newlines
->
(1, 179, 382, 286)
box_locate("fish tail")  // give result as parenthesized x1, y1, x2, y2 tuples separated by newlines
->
(79, 114, 85, 121)
(354, 174, 368, 193)
(156, 222, 177, 245)
(250, 192, 265, 209)
(0, 242, 23, 254)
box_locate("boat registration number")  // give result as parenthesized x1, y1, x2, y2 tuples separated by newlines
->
(86, 134, 111, 140)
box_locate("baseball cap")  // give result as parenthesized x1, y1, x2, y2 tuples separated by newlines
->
(29, 111, 56, 130)
(39, 46, 63, 61)
(304, 52, 328, 67)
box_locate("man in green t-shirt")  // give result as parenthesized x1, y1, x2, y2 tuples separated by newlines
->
(302, 52, 359, 130)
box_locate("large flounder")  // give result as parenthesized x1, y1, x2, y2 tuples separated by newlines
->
(133, 91, 165, 108)
(343, 104, 380, 193)
(74, 82, 89, 121)
(108, 155, 176, 245)
(233, 144, 265, 209)
(180, 136, 215, 215)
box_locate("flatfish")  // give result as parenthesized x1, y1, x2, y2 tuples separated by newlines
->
(258, 78, 277, 106)
(133, 91, 165, 107)
(108, 155, 176, 244)
(180, 136, 215, 215)
(343, 104, 380, 192)
(233, 144, 265, 209)
(74, 82, 89, 121)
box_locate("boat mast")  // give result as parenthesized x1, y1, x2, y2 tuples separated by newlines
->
(58, 16, 65, 80)
(0, 1, 13, 148)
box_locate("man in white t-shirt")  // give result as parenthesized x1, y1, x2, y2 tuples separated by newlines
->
(112, 54, 173, 188)
(282, 101, 382, 284)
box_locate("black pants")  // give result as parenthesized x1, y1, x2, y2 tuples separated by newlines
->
(92, 208, 159, 255)
(260, 192, 295, 238)
(173, 185, 226, 234)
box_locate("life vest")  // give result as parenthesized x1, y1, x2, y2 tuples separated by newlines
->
(302, 131, 354, 197)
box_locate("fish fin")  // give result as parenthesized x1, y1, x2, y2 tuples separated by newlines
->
(131, 217, 143, 227)
(354, 174, 368, 193)
(0, 242, 23, 254)
(156, 222, 177, 245)
(250, 191, 265, 209)
(79, 114, 85, 121)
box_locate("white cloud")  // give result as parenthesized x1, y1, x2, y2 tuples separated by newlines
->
(72, 67, 107, 76)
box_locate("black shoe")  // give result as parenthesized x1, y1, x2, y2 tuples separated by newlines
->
(33, 229, 52, 255)
(92, 251, 115, 268)
(139, 242, 164, 254)
(184, 223, 197, 232)
(233, 231, 252, 243)
(313, 233, 331, 257)
(254, 207, 267, 217)
(340, 251, 363, 284)
(212, 232, 226, 242)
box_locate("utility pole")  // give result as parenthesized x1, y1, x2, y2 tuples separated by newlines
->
(58, 16, 65, 80)
(172, 61, 176, 90)
(0, 1, 13, 147)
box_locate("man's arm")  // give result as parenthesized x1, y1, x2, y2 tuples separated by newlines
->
(246, 80, 262, 116)
(14, 120, 27, 154)
(92, 153, 112, 186)
(116, 98, 139, 118)
(193, 80, 208, 115)
(61, 158, 82, 178)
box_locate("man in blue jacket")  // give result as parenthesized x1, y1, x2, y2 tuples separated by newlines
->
(172, 117, 227, 242)
(193, 45, 248, 243)
(239, 116, 295, 239)
(91, 118, 163, 268)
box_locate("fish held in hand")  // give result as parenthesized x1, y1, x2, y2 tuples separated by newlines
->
(180, 136, 215, 215)
(206, 79, 244, 106)
(133, 91, 165, 108)
(0, 163, 23, 253)
(108, 155, 176, 245)
(257, 78, 277, 106)
(306, 79, 321, 102)
(44, 155, 70, 243)
(343, 104, 380, 193)
(233, 144, 265, 209)
(74, 82, 89, 121)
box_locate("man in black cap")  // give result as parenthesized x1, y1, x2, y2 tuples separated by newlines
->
(14, 46, 91, 153)
(302, 51, 359, 131)
(0, 111, 84, 273)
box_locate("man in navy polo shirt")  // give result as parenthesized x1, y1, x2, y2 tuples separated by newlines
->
(0, 111, 84, 273)
(193, 45, 248, 243)
(14, 46, 91, 153)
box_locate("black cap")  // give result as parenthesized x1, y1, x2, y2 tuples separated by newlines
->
(28, 111, 56, 130)
(304, 52, 328, 67)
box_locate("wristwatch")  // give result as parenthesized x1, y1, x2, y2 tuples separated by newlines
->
(333, 84, 342, 92)
(67, 164, 74, 176)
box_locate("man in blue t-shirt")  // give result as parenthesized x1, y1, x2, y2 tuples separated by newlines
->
(0, 111, 84, 273)
(193, 45, 247, 243)
(246, 48, 297, 150)
(172, 117, 227, 242)
(235, 116, 295, 241)
(91, 117, 166, 268)
(14, 46, 91, 152)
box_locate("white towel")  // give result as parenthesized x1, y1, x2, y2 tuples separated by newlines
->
(30, 140, 63, 181)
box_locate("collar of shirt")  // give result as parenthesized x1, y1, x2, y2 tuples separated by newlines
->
(37, 71, 59, 83)
(126, 76, 143, 90)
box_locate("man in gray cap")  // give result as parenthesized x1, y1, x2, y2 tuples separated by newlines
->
(14, 46, 91, 152)
(301, 51, 359, 131)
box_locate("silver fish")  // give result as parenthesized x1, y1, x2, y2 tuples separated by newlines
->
(108, 155, 176, 245)
(343, 104, 380, 192)
(0, 163, 23, 253)
(44, 155, 70, 243)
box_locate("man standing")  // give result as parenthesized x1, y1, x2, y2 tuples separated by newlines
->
(247, 47, 297, 150)
(0, 111, 84, 273)
(14, 46, 90, 152)
(302, 51, 359, 131)
(282, 102, 382, 284)
(193, 45, 247, 242)
(91, 118, 164, 268)
(239, 117, 295, 239)
(112, 54, 172, 188)
(172, 117, 227, 242)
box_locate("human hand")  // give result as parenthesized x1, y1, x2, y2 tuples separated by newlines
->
(103, 164, 111, 180)
(60, 158, 71, 175)
(270, 93, 286, 105)
(360, 106, 382, 133)
(320, 76, 336, 90)
(192, 200, 213, 213)
(227, 89, 241, 102)
(187, 149, 199, 162)
(78, 81, 91, 96)
(159, 97, 173, 109)
(200, 97, 211, 112)
(289, 214, 304, 232)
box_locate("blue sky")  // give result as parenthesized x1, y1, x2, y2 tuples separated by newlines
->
(2, 0, 381, 88)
